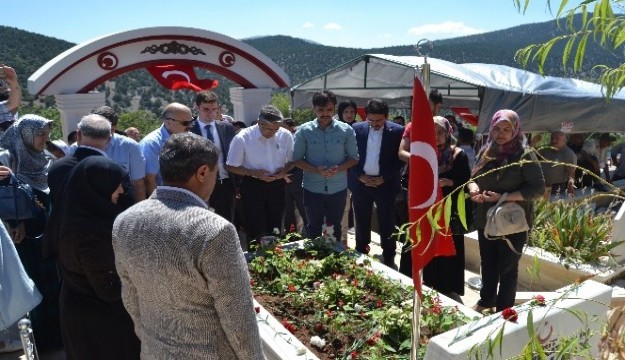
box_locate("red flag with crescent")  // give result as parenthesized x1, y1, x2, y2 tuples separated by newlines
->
(409, 76, 455, 296)
(146, 64, 218, 92)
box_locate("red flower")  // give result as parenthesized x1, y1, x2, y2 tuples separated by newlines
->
(274, 246, 283, 255)
(338, 299, 344, 307)
(351, 279, 359, 287)
(366, 332, 381, 345)
(254, 306, 260, 314)
(288, 284, 296, 292)
(376, 299, 383, 308)
(532, 295, 546, 307)
(249, 279, 255, 286)
(501, 308, 518, 323)
(326, 310, 334, 317)
(289, 224, 296, 233)
(350, 351, 358, 359)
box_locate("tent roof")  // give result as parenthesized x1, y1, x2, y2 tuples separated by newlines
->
(290, 54, 625, 133)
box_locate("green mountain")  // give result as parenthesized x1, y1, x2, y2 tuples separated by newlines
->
(1, 13, 621, 114)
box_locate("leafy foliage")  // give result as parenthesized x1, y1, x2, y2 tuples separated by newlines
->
(515, 1, 625, 98)
(249, 237, 472, 359)
(529, 198, 622, 264)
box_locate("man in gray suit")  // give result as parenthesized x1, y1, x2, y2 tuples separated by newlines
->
(112, 133, 265, 360)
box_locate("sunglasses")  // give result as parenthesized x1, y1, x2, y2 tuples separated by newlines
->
(165, 117, 195, 127)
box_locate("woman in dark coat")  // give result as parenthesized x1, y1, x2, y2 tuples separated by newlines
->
(57, 156, 139, 360)
(0, 115, 63, 351)
(467, 109, 545, 313)
(422, 116, 471, 303)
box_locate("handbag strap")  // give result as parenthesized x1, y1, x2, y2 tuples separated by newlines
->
(489, 192, 522, 255)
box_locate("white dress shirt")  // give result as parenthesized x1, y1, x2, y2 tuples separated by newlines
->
(363, 127, 383, 176)
(226, 125, 293, 174)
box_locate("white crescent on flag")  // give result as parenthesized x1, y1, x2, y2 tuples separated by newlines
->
(162, 70, 191, 82)
(410, 140, 438, 209)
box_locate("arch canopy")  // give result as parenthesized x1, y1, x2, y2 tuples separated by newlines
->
(28, 26, 290, 96)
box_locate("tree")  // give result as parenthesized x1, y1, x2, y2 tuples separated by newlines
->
(514, 0, 625, 98)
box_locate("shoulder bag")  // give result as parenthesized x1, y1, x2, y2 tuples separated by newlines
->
(0, 173, 44, 222)
(484, 192, 529, 253)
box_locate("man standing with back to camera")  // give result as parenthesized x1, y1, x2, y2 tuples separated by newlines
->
(113, 133, 265, 360)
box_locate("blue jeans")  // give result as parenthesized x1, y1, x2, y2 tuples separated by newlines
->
(303, 189, 347, 241)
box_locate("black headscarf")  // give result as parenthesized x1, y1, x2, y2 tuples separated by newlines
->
(59, 156, 129, 234)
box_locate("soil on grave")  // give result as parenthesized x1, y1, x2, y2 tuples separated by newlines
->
(254, 292, 378, 360)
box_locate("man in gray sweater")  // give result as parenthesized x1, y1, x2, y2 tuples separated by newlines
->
(113, 133, 265, 360)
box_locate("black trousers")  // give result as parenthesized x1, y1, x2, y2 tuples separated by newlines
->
(208, 179, 235, 223)
(351, 182, 398, 263)
(284, 182, 307, 236)
(240, 177, 286, 241)
(477, 229, 526, 312)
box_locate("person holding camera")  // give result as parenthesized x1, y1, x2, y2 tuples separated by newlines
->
(0, 65, 21, 134)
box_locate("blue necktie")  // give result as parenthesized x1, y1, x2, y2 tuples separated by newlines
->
(205, 123, 215, 143)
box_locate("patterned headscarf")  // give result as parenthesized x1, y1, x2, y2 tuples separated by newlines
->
(0, 114, 53, 191)
(433, 116, 455, 173)
(472, 109, 526, 176)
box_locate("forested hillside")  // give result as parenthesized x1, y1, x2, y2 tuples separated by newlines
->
(1, 13, 621, 116)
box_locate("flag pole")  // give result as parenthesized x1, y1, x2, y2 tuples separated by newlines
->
(410, 39, 432, 360)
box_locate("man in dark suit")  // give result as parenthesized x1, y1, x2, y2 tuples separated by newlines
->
(45, 114, 114, 259)
(348, 99, 404, 267)
(189, 91, 237, 222)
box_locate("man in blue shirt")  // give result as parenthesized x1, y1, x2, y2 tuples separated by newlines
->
(140, 102, 194, 196)
(91, 106, 147, 201)
(293, 90, 359, 241)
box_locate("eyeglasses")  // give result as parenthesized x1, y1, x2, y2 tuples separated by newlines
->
(165, 117, 195, 127)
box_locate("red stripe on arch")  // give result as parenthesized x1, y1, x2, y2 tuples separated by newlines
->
(37, 34, 288, 95)
(78, 59, 255, 93)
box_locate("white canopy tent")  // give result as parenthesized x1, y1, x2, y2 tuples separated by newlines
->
(290, 54, 625, 133)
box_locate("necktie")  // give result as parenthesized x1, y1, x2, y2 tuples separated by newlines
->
(205, 123, 215, 143)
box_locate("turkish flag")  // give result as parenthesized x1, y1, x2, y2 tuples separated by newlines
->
(147, 64, 218, 92)
(409, 76, 455, 297)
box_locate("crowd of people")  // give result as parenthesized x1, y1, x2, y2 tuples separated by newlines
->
(9, 61, 615, 358)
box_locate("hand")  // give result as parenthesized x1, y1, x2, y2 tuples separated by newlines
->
(9, 222, 25, 244)
(1, 65, 18, 87)
(0, 166, 11, 181)
(439, 178, 453, 188)
(250, 169, 277, 182)
(482, 191, 502, 203)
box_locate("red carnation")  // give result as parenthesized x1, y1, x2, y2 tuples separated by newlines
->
(502, 308, 518, 322)
(532, 295, 546, 307)
(254, 306, 260, 313)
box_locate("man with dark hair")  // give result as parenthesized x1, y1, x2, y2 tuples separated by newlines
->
(84, 105, 147, 201)
(113, 133, 265, 360)
(293, 90, 359, 241)
(429, 89, 443, 116)
(140, 102, 194, 196)
(190, 90, 237, 222)
(392, 115, 406, 126)
(226, 105, 294, 242)
(67, 130, 78, 145)
(349, 99, 404, 267)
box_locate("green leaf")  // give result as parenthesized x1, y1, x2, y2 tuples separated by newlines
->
(573, 33, 589, 73)
(444, 196, 452, 231)
(457, 191, 468, 231)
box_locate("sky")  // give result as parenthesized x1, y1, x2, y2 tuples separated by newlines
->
(1, 0, 563, 49)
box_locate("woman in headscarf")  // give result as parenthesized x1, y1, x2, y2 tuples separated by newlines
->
(466, 109, 545, 313)
(57, 156, 139, 360)
(0, 114, 63, 351)
(422, 116, 471, 304)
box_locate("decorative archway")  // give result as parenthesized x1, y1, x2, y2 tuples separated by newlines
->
(27, 26, 290, 137)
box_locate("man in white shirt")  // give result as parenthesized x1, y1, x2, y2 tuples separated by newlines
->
(226, 105, 294, 242)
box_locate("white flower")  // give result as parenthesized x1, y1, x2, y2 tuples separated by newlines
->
(310, 335, 326, 348)
(295, 347, 307, 355)
(354, 303, 362, 312)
